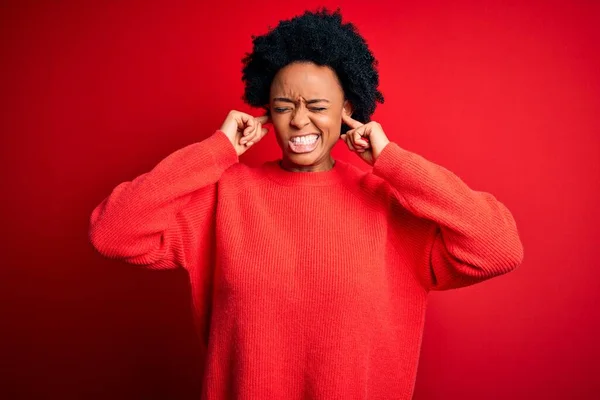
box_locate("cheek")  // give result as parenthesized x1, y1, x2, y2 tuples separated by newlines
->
(315, 114, 341, 137)
(270, 117, 288, 145)
(271, 114, 287, 131)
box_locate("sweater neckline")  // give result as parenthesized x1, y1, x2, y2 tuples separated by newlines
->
(261, 159, 349, 186)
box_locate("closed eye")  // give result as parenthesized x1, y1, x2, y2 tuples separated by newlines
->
(273, 107, 328, 113)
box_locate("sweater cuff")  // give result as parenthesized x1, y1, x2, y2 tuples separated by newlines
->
(206, 129, 239, 171)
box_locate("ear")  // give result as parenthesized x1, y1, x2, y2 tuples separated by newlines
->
(343, 100, 353, 117)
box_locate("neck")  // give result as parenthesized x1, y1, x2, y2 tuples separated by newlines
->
(280, 155, 335, 172)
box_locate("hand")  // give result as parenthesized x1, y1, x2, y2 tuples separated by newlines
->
(219, 110, 270, 156)
(340, 110, 390, 166)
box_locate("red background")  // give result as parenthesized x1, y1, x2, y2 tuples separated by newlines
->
(2, 0, 599, 398)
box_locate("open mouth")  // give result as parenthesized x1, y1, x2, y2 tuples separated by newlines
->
(288, 134, 320, 154)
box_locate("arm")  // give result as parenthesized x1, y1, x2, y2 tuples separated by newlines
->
(372, 142, 524, 291)
(89, 130, 238, 270)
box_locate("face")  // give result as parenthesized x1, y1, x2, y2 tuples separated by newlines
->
(269, 62, 352, 172)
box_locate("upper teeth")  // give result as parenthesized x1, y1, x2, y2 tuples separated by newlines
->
(291, 134, 318, 144)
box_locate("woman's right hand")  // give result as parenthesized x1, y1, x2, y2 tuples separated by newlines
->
(219, 110, 270, 156)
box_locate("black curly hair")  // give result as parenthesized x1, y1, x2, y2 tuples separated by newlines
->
(241, 7, 384, 134)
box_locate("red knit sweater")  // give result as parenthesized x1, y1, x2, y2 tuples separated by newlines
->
(89, 129, 523, 399)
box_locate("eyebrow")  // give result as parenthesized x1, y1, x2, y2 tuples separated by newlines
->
(272, 97, 330, 104)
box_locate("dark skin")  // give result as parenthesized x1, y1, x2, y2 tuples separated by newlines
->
(220, 61, 390, 168)
(268, 61, 353, 172)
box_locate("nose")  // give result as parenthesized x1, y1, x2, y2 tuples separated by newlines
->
(290, 106, 310, 129)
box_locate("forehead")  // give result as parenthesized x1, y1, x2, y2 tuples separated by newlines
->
(270, 62, 344, 100)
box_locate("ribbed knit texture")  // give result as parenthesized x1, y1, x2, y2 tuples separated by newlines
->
(89, 129, 523, 399)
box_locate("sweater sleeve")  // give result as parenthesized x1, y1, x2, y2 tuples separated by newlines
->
(372, 142, 524, 291)
(89, 129, 238, 270)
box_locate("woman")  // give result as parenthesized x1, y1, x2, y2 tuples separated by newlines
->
(89, 8, 524, 399)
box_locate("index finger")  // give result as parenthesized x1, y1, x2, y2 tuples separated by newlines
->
(342, 112, 363, 129)
(256, 115, 270, 124)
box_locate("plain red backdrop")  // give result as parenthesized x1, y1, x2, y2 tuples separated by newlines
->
(1, 0, 599, 398)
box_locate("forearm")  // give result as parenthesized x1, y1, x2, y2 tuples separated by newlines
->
(89, 130, 237, 263)
(373, 142, 523, 286)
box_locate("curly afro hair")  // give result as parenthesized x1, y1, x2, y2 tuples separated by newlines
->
(241, 7, 384, 133)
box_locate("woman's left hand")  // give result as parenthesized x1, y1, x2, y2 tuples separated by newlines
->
(340, 111, 390, 166)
